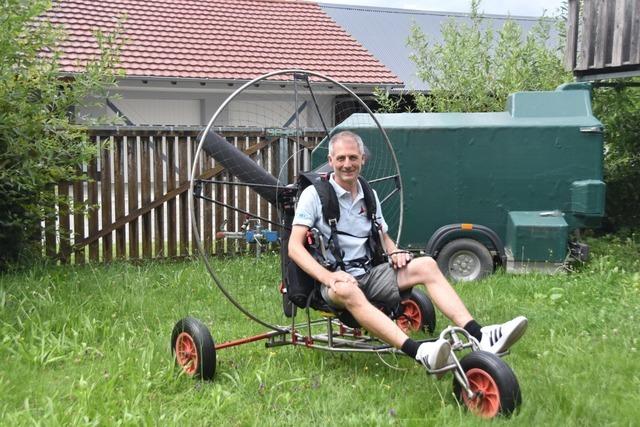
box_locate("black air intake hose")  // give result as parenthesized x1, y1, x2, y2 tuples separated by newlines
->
(200, 130, 282, 205)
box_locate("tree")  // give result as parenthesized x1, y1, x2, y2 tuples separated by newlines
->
(405, 0, 571, 113)
(0, 0, 121, 269)
(592, 82, 640, 230)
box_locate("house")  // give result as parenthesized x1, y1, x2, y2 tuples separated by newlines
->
(43, 0, 552, 127)
(43, 0, 402, 127)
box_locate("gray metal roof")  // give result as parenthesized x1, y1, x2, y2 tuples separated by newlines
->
(318, 3, 550, 91)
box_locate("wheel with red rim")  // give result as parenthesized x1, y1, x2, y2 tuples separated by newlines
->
(396, 289, 436, 334)
(171, 317, 216, 380)
(453, 351, 521, 418)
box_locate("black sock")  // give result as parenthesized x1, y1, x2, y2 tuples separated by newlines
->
(400, 338, 420, 359)
(464, 320, 483, 341)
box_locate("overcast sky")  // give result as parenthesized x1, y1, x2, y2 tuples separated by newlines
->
(317, 0, 566, 17)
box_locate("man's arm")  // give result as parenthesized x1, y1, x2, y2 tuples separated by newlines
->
(288, 224, 357, 288)
(382, 232, 412, 270)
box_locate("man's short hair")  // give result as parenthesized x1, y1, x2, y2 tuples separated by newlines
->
(328, 131, 365, 156)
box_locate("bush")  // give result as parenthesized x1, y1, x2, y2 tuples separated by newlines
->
(0, 0, 121, 269)
(592, 81, 640, 230)
(405, 0, 570, 113)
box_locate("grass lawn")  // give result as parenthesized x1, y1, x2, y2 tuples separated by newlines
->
(1, 234, 639, 426)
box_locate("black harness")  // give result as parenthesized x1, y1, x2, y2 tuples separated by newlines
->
(302, 172, 387, 272)
(285, 172, 388, 310)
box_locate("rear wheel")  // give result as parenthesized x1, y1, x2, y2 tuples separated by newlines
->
(437, 238, 493, 282)
(171, 317, 216, 380)
(453, 351, 521, 418)
(396, 288, 436, 334)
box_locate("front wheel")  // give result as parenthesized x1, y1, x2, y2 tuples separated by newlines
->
(171, 317, 216, 380)
(453, 351, 522, 418)
(437, 238, 493, 282)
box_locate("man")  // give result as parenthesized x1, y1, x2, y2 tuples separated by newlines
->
(288, 131, 527, 373)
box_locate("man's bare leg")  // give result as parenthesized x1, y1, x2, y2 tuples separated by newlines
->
(397, 257, 474, 327)
(326, 282, 408, 348)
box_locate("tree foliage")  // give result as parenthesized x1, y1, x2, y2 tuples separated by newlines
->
(0, 0, 121, 269)
(592, 82, 640, 229)
(406, 0, 571, 113)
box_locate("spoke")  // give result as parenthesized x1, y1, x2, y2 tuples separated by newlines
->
(379, 186, 400, 205)
(368, 174, 399, 184)
(195, 193, 288, 230)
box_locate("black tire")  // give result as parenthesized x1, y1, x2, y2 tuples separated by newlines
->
(171, 317, 216, 381)
(436, 238, 493, 282)
(396, 289, 436, 334)
(453, 351, 522, 418)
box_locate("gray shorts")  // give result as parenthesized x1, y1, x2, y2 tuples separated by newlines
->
(320, 263, 401, 310)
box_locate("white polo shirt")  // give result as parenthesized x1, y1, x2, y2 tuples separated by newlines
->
(292, 174, 388, 276)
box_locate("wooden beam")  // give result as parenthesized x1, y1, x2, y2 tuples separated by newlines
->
(565, 0, 580, 71)
(594, 0, 615, 68)
(631, 0, 640, 64)
(579, 0, 598, 70)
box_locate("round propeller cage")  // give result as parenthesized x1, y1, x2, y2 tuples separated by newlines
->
(188, 69, 403, 329)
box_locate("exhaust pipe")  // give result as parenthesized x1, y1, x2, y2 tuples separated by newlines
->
(200, 130, 282, 205)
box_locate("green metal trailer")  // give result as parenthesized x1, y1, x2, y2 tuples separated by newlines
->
(316, 83, 605, 281)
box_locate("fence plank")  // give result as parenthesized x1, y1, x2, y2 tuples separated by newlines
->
(88, 156, 99, 261)
(179, 136, 189, 257)
(59, 182, 71, 264)
(73, 172, 85, 264)
(215, 169, 224, 256)
(141, 136, 152, 258)
(44, 185, 56, 258)
(565, 0, 580, 70)
(259, 139, 269, 238)
(203, 150, 213, 255)
(579, 0, 598, 69)
(271, 137, 280, 228)
(127, 137, 139, 259)
(154, 137, 165, 257)
(101, 138, 113, 262)
(167, 136, 177, 258)
(114, 136, 126, 258)
(192, 137, 202, 256)
(632, 0, 640, 63)
(237, 136, 248, 253)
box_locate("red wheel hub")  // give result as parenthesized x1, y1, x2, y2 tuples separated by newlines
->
(462, 368, 501, 418)
(175, 332, 198, 375)
(396, 299, 422, 333)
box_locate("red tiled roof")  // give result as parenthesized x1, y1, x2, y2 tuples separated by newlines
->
(41, 0, 402, 85)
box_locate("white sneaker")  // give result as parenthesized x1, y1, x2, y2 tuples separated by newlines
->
(479, 316, 528, 354)
(415, 339, 451, 372)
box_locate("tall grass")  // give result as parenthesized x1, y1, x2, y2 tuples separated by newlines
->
(1, 234, 639, 426)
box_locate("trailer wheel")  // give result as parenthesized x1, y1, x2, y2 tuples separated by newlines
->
(171, 317, 216, 380)
(437, 238, 493, 282)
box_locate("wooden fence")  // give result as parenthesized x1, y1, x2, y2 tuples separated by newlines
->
(565, 0, 640, 78)
(43, 127, 323, 264)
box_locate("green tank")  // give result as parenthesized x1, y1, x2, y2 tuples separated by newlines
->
(315, 83, 605, 281)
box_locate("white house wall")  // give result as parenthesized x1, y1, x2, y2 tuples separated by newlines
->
(77, 87, 335, 129)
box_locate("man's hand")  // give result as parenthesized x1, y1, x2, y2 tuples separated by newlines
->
(389, 250, 413, 270)
(325, 270, 358, 290)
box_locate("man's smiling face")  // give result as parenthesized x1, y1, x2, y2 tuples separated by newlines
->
(328, 136, 364, 190)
